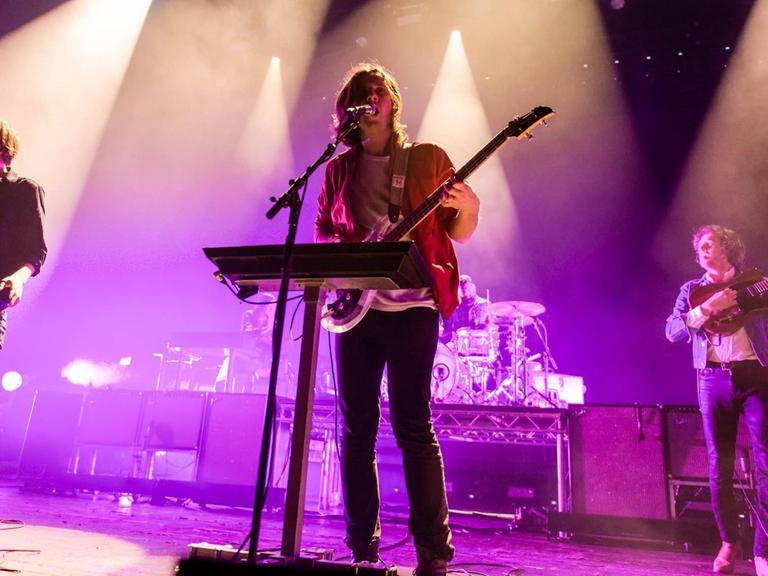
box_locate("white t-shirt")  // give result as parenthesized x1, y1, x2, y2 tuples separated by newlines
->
(348, 152, 436, 312)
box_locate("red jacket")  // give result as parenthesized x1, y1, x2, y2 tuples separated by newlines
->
(315, 142, 460, 319)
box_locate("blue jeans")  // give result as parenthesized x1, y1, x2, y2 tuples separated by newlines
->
(698, 362, 768, 556)
(336, 307, 454, 563)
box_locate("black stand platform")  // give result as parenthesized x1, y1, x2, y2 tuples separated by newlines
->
(178, 556, 398, 576)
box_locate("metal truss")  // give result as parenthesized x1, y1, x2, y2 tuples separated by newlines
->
(279, 400, 566, 447)
(425, 405, 564, 446)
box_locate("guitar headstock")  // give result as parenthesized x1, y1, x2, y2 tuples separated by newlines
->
(505, 106, 555, 140)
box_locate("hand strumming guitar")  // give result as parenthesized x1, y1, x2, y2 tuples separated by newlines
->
(700, 287, 738, 317)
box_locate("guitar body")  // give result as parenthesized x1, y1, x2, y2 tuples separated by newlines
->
(689, 268, 767, 335)
(321, 218, 394, 334)
(321, 288, 376, 333)
(320, 106, 556, 334)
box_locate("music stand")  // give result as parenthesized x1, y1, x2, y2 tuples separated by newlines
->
(203, 241, 430, 566)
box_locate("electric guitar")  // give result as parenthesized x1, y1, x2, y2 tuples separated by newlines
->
(689, 268, 768, 335)
(321, 106, 556, 333)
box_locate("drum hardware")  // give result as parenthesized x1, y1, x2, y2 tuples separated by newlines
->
(515, 353, 557, 408)
(486, 300, 548, 407)
(455, 326, 499, 358)
(461, 356, 496, 403)
(389, 298, 562, 407)
(526, 317, 560, 408)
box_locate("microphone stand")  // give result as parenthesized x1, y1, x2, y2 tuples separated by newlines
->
(246, 118, 361, 564)
(530, 317, 559, 408)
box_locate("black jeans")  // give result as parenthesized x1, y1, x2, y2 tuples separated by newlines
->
(336, 307, 454, 562)
(698, 362, 768, 556)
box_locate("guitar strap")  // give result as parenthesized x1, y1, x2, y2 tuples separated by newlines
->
(388, 142, 412, 223)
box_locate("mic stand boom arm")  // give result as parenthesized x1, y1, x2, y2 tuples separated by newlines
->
(266, 121, 360, 220)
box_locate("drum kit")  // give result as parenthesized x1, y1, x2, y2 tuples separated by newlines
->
(432, 299, 560, 407)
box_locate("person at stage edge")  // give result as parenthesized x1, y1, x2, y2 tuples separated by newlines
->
(439, 274, 490, 345)
(0, 119, 47, 351)
(665, 225, 768, 576)
(315, 63, 480, 576)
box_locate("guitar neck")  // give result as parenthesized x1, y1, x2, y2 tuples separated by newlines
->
(744, 277, 768, 298)
(692, 269, 768, 313)
(383, 129, 511, 242)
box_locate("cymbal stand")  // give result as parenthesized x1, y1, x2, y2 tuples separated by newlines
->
(529, 317, 559, 408)
(513, 316, 530, 404)
(481, 288, 497, 404)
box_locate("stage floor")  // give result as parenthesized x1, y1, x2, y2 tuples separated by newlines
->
(0, 479, 755, 576)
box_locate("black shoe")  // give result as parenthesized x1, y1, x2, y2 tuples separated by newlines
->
(352, 555, 390, 570)
(413, 559, 448, 576)
(351, 539, 380, 565)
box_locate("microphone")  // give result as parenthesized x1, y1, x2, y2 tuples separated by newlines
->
(345, 103, 377, 118)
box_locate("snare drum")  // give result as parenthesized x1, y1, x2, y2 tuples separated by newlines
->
(455, 326, 497, 357)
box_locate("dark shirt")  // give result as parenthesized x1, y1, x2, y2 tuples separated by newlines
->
(0, 170, 47, 278)
(440, 296, 489, 343)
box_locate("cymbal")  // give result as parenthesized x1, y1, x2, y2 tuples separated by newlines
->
(489, 300, 546, 321)
(494, 315, 535, 327)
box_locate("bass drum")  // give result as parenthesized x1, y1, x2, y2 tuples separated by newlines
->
(431, 343, 470, 403)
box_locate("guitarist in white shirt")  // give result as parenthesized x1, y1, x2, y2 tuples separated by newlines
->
(666, 225, 768, 576)
(315, 63, 479, 576)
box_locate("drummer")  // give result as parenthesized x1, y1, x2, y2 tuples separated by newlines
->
(440, 274, 491, 346)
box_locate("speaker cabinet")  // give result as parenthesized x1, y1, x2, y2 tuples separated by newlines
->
(197, 394, 334, 509)
(197, 393, 267, 486)
(78, 389, 144, 445)
(0, 386, 36, 463)
(141, 391, 207, 450)
(665, 405, 752, 479)
(569, 405, 669, 519)
(19, 390, 83, 478)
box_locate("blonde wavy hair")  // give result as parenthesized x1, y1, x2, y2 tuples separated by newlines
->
(0, 120, 20, 167)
